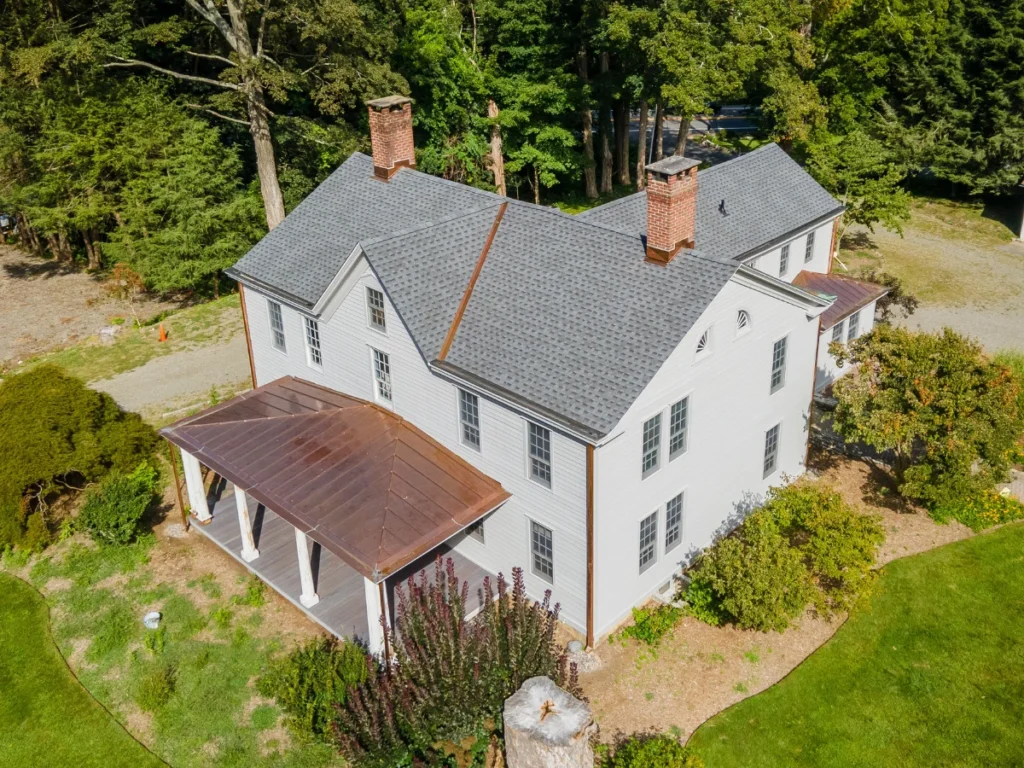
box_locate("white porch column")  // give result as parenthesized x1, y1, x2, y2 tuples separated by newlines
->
(364, 577, 386, 657)
(180, 449, 211, 522)
(294, 529, 319, 608)
(233, 485, 259, 562)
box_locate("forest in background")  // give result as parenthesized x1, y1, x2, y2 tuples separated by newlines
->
(0, 0, 1021, 294)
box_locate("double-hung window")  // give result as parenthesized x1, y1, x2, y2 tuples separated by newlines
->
(805, 231, 816, 262)
(459, 389, 481, 450)
(779, 243, 790, 277)
(268, 300, 286, 352)
(528, 422, 552, 488)
(304, 317, 322, 368)
(764, 423, 781, 477)
(831, 320, 845, 344)
(639, 511, 658, 573)
(665, 493, 683, 552)
(367, 287, 387, 332)
(372, 348, 392, 403)
(641, 414, 662, 478)
(531, 521, 554, 583)
(669, 397, 689, 460)
(847, 310, 860, 341)
(770, 337, 788, 393)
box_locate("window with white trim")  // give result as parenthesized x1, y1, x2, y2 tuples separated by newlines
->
(665, 493, 683, 552)
(372, 348, 392, 403)
(779, 243, 790, 276)
(303, 317, 322, 368)
(770, 336, 788, 393)
(669, 397, 688, 460)
(805, 231, 816, 263)
(696, 327, 711, 356)
(268, 300, 286, 352)
(639, 511, 658, 573)
(847, 310, 860, 341)
(367, 287, 387, 332)
(459, 389, 481, 450)
(764, 423, 781, 477)
(531, 521, 554, 583)
(831, 320, 845, 344)
(528, 422, 552, 488)
(737, 310, 751, 334)
(641, 414, 661, 477)
(467, 519, 484, 543)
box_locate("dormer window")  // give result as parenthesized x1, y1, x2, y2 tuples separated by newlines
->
(737, 310, 751, 335)
(696, 327, 711, 357)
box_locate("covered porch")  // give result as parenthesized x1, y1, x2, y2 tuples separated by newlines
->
(162, 377, 510, 655)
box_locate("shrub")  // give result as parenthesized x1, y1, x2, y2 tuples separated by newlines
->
(232, 575, 267, 607)
(79, 463, 159, 545)
(136, 663, 176, 712)
(603, 734, 704, 768)
(686, 511, 814, 632)
(765, 484, 884, 614)
(616, 604, 683, 646)
(0, 365, 158, 549)
(832, 326, 1023, 509)
(337, 560, 578, 767)
(257, 636, 368, 741)
(932, 489, 1024, 532)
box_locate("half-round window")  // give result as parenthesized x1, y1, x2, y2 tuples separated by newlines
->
(737, 310, 752, 334)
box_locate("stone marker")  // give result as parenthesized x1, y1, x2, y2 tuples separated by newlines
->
(503, 676, 596, 768)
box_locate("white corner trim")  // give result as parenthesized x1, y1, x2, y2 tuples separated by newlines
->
(311, 245, 365, 319)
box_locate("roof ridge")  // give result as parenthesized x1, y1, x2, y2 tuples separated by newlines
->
(503, 198, 644, 247)
(358, 201, 506, 251)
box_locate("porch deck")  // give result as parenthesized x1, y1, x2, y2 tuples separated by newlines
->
(201, 480, 495, 644)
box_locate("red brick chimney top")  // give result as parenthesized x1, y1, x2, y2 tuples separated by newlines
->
(645, 156, 700, 264)
(366, 96, 416, 181)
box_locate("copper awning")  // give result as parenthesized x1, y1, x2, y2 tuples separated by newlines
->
(793, 270, 889, 330)
(161, 377, 510, 581)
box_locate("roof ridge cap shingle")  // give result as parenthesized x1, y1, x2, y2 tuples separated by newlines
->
(359, 202, 507, 251)
(504, 198, 643, 247)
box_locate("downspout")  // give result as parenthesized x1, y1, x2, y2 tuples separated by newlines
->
(805, 318, 823, 469)
(167, 439, 189, 531)
(238, 284, 258, 388)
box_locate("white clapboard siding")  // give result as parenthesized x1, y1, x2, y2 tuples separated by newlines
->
(746, 219, 835, 282)
(815, 301, 879, 392)
(244, 271, 590, 632)
(591, 278, 820, 638)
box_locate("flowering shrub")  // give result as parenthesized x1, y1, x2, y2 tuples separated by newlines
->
(336, 559, 577, 768)
(931, 489, 1024, 532)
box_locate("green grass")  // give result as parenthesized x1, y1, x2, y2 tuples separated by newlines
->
(22, 294, 242, 383)
(0, 573, 165, 767)
(706, 131, 770, 154)
(689, 523, 1024, 767)
(550, 183, 638, 215)
(17, 538, 343, 767)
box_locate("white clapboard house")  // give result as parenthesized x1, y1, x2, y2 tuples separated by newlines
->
(162, 96, 887, 652)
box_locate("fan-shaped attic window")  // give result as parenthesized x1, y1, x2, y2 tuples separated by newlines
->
(737, 310, 752, 335)
(696, 327, 711, 357)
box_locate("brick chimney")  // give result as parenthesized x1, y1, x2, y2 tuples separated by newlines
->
(644, 156, 700, 263)
(366, 95, 416, 180)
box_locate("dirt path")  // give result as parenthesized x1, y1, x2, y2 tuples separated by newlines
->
(0, 245, 176, 367)
(92, 333, 251, 418)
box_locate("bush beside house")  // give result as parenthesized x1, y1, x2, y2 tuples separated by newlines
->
(0, 365, 159, 551)
(685, 484, 884, 632)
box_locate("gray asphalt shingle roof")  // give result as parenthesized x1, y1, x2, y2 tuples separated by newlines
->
(578, 143, 843, 261)
(230, 143, 839, 439)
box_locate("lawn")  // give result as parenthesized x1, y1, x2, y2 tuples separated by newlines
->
(689, 523, 1024, 767)
(0, 573, 165, 767)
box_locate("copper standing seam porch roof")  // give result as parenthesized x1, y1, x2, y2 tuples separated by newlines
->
(792, 271, 890, 330)
(161, 377, 510, 582)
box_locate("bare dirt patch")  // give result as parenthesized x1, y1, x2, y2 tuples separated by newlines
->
(124, 708, 157, 748)
(578, 455, 979, 740)
(0, 245, 176, 368)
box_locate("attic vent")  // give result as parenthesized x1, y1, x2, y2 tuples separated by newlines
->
(737, 310, 751, 332)
(696, 327, 711, 355)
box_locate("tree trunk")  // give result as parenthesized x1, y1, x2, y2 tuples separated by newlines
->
(598, 53, 613, 194)
(577, 51, 598, 200)
(635, 99, 649, 191)
(57, 230, 73, 262)
(223, 0, 286, 231)
(653, 100, 664, 161)
(673, 113, 691, 157)
(46, 234, 60, 260)
(487, 99, 507, 196)
(616, 100, 631, 186)
(532, 165, 540, 205)
(83, 229, 101, 270)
